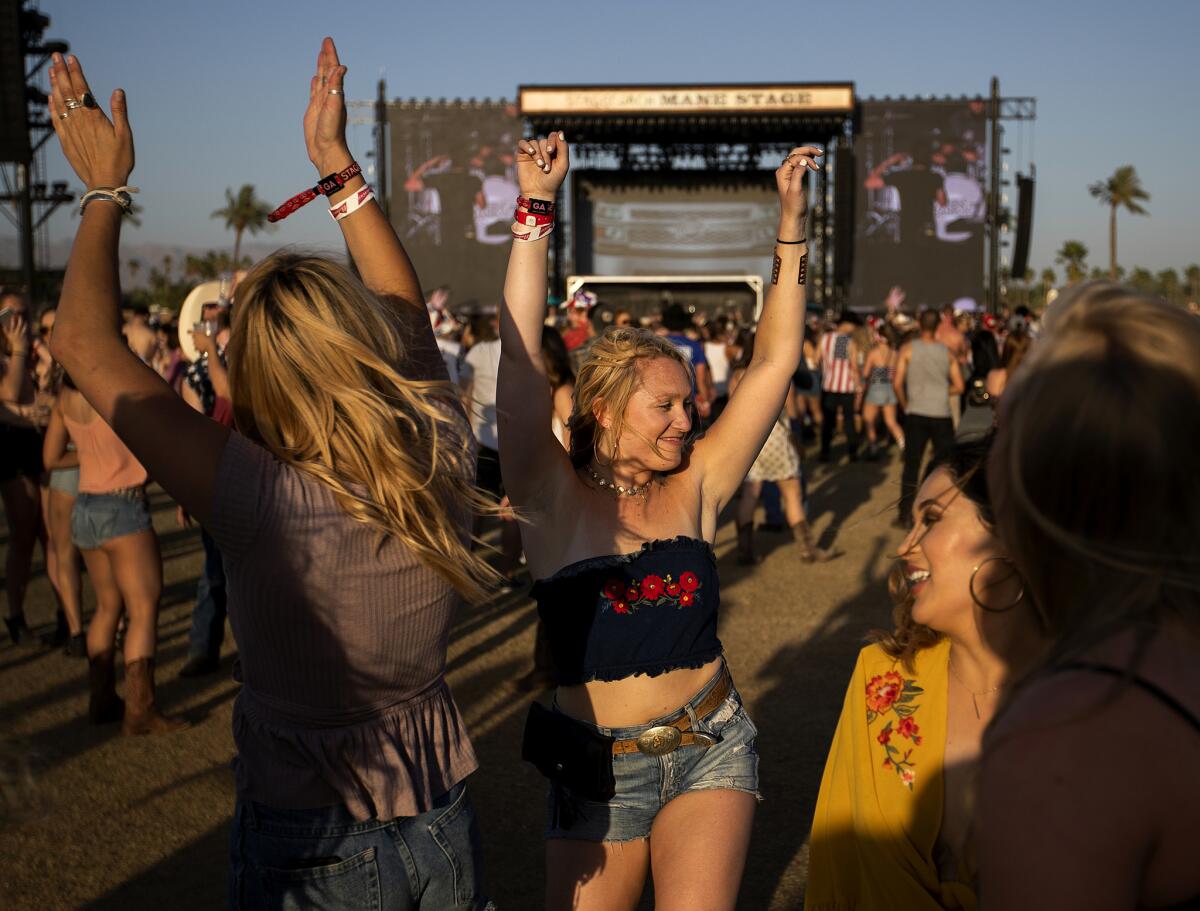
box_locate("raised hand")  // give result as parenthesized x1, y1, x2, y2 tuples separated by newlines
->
(304, 37, 350, 172)
(191, 326, 217, 358)
(516, 132, 569, 201)
(775, 146, 822, 232)
(3, 312, 29, 355)
(47, 53, 134, 190)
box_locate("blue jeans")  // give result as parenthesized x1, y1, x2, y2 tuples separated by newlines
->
(188, 530, 227, 661)
(229, 781, 492, 910)
(761, 482, 784, 525)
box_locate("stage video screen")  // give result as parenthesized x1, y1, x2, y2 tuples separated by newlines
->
(575, 175, 779, 283)
(388, 102, 522, 308)
(851, 100, 987, 310)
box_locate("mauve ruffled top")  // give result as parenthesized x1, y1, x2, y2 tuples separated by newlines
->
(209, 431, 477, 821)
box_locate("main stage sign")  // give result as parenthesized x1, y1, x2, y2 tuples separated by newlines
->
(520, 84, 854, 116)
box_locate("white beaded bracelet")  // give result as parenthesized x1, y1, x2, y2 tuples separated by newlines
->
(329, 184, 375, 222)
(78, 186, 138, 215)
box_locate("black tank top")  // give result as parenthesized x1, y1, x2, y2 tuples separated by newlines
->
(1061, 662, 1200, 911)
(530, 536, 723, 685)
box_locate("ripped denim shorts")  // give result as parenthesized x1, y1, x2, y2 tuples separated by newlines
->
(545, 666, 761, 842)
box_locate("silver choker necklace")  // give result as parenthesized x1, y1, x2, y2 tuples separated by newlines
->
(588, 467, 650, 498)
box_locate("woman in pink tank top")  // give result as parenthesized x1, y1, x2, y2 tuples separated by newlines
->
(43, 373, 184, 734)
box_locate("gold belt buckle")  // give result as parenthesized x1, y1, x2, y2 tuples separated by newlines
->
(635, 725, 682, 756)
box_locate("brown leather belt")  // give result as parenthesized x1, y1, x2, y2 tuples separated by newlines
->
(612, 665, 731, 757)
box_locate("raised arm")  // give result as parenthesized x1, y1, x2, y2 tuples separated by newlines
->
(191, 330, 229, 401)
(496, 133, 574, 509)
(302, 39, 442, 378)
(45, 53, 229, 524)
(1, 316, 30, 402)
(691, 146, 820, 511)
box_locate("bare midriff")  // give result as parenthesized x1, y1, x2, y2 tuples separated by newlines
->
(554, 658, 724, 728)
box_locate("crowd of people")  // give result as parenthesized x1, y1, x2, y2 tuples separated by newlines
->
(0, 38, 1196, 911)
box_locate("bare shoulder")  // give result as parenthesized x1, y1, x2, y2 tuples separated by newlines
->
(985, 663, 1199, 811)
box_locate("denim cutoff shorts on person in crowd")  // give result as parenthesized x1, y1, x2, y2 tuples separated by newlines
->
(49, 466, 80, 497)
(70, 488, 151, 550)
(228, 781, 495, 911)
(864, 384, 898, 407)
(547, 666, 761, 842)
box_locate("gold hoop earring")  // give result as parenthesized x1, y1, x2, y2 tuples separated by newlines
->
(969, 555, 1025, 613)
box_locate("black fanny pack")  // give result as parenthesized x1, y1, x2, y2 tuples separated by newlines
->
(521, 702, 616, 808)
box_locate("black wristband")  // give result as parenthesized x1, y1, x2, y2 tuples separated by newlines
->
(776, 238, 808, 245)
(518, 196, 555, 215)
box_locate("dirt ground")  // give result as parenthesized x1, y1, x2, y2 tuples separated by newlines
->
(0, 444, 906, 910)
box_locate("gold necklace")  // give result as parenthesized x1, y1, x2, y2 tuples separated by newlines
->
(588, 467, 650, 498)
(947, 655, 1005, 720)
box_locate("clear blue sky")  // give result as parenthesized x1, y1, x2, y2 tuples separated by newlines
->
(19, 0, 1200, 277)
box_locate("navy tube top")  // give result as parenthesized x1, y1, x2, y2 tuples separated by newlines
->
(530, 536, 724, 685)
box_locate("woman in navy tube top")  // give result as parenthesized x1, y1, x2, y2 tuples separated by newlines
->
(499, 131, 818, 909)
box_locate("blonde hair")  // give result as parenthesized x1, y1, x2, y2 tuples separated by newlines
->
(991, 281, 1200, 666)
(227, 252, 499, 603)
(567, 327, 696, 470)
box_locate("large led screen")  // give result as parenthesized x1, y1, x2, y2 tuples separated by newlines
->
(575, 175, 779, 283)
(388, 101, 521, 307)
(851, 100, 987, 310)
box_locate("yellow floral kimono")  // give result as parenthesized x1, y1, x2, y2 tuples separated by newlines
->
(805, 639, 977, 911)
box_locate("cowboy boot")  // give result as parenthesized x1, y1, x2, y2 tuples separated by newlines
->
(791, 520, 843, 564)
(736, 523, 762, 566)
(122, 658, 188, 735)
(88, 649, 124, 724)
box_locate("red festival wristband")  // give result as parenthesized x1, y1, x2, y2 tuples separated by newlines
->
(511, 221, 554, 242)
(268, 162, 363, 223)
(517, 195, 555, 215)
(514, 207, 554, 227)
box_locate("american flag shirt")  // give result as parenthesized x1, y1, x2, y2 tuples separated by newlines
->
(820, 332, 859, 393)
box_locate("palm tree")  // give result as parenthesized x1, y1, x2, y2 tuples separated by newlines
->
(1055, 241, 1089, 285)
(1129, 268, 1156, 294)
(128, 257, 141, 287)
(1088, 166, 1150, 278)
(1040, 267, 1056, 288)
(1185, 264, 1200, 302)
(1156, 268, 1181, 306)
(212, 184, 273, 266)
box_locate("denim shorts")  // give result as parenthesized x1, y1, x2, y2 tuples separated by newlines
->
(49, 466, 80, 497)
(865, 384, 898, 407)
(229, 781, 494, 911)
(546, 666, 761, 842)
(70, 488, 151, 550)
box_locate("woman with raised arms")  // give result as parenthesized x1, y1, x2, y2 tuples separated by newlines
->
(46, 40, 494, 909)
(499, 133, 819, 909)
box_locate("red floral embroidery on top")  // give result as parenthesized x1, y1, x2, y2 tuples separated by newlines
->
(866, 670, 925, 790)
(600, 570, 703, 616)
(866, 671, 903, 714)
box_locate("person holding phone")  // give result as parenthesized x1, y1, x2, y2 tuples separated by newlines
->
(45, 41, 494, 907)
